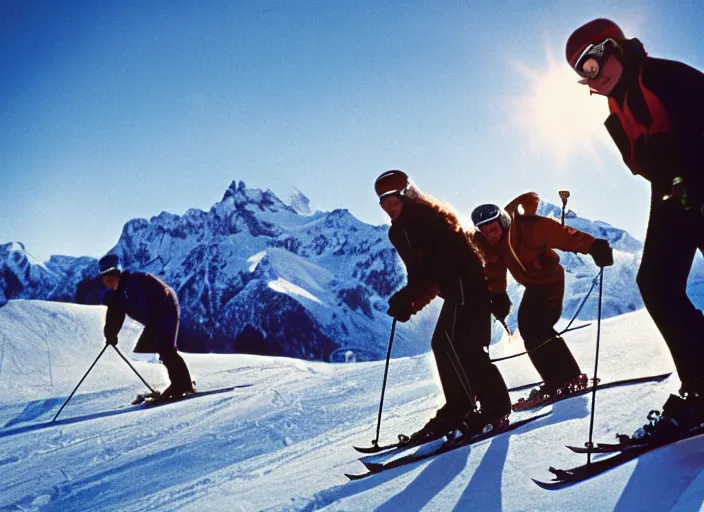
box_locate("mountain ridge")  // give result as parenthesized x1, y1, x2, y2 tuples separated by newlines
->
(1, 182, 691, 360)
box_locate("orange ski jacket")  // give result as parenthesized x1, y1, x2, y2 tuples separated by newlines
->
(476, 193, 597, 293)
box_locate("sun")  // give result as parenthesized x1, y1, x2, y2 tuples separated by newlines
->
(510, 42, 614, 167)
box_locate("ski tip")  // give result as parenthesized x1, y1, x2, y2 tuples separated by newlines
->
(565, 444, 590, 454)
(353, 445, 383, 454)
(345, 472, 370, 481)
(531, 478, 563, 490)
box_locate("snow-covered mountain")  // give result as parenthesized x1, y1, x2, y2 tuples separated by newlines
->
(0, 242, 98, 306)
(1, 182, 702, 361)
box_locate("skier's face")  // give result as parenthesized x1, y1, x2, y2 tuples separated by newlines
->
(380, 195, 404, 221)
(578, 54, 623, 96)
(102, 275, 120, 290)
(479, 220, 504, 245)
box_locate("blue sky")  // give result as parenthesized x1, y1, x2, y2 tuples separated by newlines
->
(2, 0, 704, 262)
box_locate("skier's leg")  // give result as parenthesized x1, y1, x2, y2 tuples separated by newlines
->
(430, 302, 472, 420)
(518, 281, 581, 389)
(448, 302, 511, 422)
(401, 303, 467, 441)
(156, 306, 193, 396)
(160, 350, 193, 394)
(637, 192, 704, 394)
(133, 324, 156, 353)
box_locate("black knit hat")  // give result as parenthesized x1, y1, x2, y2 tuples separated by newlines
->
(98, 254, 122, 276)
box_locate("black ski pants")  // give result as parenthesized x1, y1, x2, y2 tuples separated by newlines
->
(638, 189, 704, 394)
(133, 298, 192, 389)
(430, 300, 511, 421)
(518, 279, 582, 389)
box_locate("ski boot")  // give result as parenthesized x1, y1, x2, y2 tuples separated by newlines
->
(457, 411, 509, 442)
(627, 391, 704, 444)
(549, 373, 590, 397)
(403, 405, 458, 445)
(564, 373, 589, 393)
(150, 380, 196, 403)
(512, 373, 591, 411)
(512, 384, 556, 411)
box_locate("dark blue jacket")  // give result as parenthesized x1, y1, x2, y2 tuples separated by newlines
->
(103, 271, 178, 339)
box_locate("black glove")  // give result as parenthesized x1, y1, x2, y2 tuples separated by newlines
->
(105, 336, 118, 346)
(489, 292, 511, 323)
(387, 289, 414, 323)
(589, 239, 614, 268)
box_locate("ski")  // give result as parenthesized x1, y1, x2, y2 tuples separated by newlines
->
(352, 432, 444, 455)
(132, 391, 161, 405)
(140, 384, 252, 408)
(359, 434, 448, 468)
(508, 380, 549, 393)
(345, 409, 551, 481)
(512, 372, 672, 412)
(352, 379, 546, 454)
(565, 440, 645, 454)
(533, 429, 704, 490)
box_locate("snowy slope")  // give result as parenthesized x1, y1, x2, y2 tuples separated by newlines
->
(0, 300, 701, 511)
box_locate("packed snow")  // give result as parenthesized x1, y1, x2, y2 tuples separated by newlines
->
(0, 298, 701, 511)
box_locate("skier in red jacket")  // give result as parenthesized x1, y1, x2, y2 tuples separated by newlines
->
(566, 18, 704, 440)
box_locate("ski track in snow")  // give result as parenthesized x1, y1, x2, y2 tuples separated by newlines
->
(0, 300, 702, 511)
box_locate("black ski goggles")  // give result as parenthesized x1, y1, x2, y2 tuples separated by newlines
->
(573, 38, 618, 80)
(471, 204, 501, 227)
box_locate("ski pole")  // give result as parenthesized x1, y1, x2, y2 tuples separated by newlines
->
(445, 304, 477, 409)
(490, 271, 599, 363)
(445, 337, 477, 410)
(560, 272, 600, 333)
(559, 190, 571, 226)
(585, 268, 605, 464)
(490, 323, 592, 363)
(371, 318, 397, 448)
(52, 345, 109, 422)
(500, 320, 512, 338)
(112, 346, 156, 393)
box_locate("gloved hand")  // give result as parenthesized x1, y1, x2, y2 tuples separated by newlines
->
(387, 289, 414, 323)
(589, 239, 614, 267)
(663, 176, 691, 210)
(489, 291, 511, 323)
(105, 336, 118, 346)
(663, 176, 704, 216)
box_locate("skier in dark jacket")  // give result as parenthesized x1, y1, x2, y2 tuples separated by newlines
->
(99, 254, 194, 400)
(470, 193, 613, 408)
(566, 18, 704, 439)
(375, 170, 512, 442)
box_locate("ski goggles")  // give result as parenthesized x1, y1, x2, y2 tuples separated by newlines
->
(573, 38, 618, 80)
(378, 189, 406, 204)
(471, 204, 502, 227)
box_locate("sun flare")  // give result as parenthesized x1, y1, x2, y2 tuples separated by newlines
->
(511, 43, 614, 167)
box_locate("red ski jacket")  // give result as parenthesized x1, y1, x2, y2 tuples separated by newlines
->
(604, 41, 704, 197)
